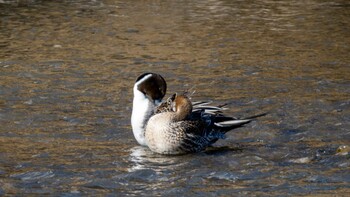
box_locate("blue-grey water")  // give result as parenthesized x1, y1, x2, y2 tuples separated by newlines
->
(0, 0, 349, 196)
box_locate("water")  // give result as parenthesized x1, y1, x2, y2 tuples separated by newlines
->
(1, 0, 349, 195)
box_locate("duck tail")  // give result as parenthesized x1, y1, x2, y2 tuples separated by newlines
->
(214, 119, 252, 128)
(214, 112, 267, 132)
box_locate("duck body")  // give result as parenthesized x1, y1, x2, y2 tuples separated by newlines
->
(145, 112, 206, 155)
(145, 94, 251, 155)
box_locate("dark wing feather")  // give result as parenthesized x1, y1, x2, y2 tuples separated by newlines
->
(175, 120, 212, 153)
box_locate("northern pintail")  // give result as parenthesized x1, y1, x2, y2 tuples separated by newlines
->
(145, 93, 260, 155)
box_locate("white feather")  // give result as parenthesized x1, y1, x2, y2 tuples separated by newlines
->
(214, 119, 251, 127)
(131, 74, 155, 146)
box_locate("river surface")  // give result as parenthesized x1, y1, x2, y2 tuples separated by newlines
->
(1, 0, 349, 196)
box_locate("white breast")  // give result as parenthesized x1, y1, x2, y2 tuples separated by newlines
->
(131, 87, 154, 146)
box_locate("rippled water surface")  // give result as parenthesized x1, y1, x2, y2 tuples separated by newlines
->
(1, 0, 349, 196)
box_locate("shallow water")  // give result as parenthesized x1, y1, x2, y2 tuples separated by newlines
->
(0, 0, 349, 196)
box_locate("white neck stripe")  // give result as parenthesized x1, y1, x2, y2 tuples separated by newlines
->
(135, 74, 153, 87)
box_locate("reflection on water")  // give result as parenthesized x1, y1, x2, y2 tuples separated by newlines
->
(128, 146, 186, 172)
(1, 0, 349, 195)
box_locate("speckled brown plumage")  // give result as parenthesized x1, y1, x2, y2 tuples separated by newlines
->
(145, 94, 256, 155)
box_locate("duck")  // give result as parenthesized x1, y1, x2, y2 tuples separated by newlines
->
(145, 93, 259, 155)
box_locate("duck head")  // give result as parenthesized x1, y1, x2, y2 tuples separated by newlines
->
(172, 93, 193, 121)
(134, 73, 167, 104)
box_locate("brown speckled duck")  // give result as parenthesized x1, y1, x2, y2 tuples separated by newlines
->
(145, 93, 258, 155)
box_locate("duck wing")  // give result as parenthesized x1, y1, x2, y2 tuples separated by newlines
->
(172, 120, 212, 153)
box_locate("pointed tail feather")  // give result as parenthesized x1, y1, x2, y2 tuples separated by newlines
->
(214, 119, 252, 127)
(213, 112, 266, 132)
